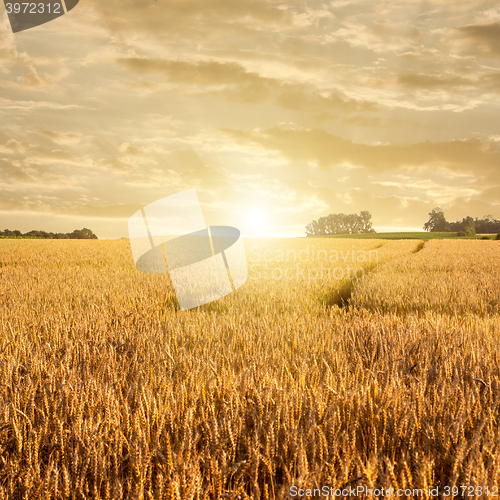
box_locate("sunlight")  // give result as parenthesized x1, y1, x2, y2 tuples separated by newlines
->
(246, 208, 266, 227)
(242, 207, 271, 237)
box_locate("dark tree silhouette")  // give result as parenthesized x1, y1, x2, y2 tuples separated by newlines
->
(458, 216, 476, 237)
(425, 209, 500, 234)
(0, 228, 98, 239)
(423, 207, 450, 232)
(306, 211, 376, 236)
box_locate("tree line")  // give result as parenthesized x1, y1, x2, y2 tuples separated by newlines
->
(306, 211, 376, 236)
(0, 228, 98, 239)
(424, 208, 500, 236)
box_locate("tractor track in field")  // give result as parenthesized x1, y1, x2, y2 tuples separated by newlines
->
(320, 239, 425, 309)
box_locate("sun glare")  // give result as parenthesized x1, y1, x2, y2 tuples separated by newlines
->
(243, 207, 270, 236)
(246, 208, 265, 227)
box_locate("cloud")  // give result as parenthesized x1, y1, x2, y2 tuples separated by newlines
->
(0, 17, 71, 89)
(181, 159, 228, 191)
(118, 58, 249, 86)
(0, 139, 27, 154)
(0, 17, 18, 72)
(455, 22, 500, 58)
(16, 67, 53, 88)
(397, 71, 474, 90)
(117, 57, 379, 112)
(38, 131, 84, 145)
(0, 196, 27, 211)
(0, 98, 84, 111)
(23, 145, 90, 167)
(88, 0, 298, 37)
(99, 157, 134, 173)
(275, 86, 379, 113)
(0, 194, 139, 218)
(75, 202, 145, 219)
(0, 159, 35, 183)
(119, 142, 147, 156)
(343, 114, 382, 126)
(223, 127, 500, 178)
(331, 20, 422, 53)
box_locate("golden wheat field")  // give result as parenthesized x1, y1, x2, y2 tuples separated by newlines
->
(1, 238, 500, 499)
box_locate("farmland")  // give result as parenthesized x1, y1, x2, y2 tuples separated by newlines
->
(315, 232, 497, 241)
(0, 238, 499, 499)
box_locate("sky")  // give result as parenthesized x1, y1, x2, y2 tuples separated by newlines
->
(1, 0, 500, 238)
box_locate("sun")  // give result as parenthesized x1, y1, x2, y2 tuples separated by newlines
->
(246, 208, 266, 227)
(243, 207, 270, 236)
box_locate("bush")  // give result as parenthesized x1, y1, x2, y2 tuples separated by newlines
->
(481, 236, 490, 240)
(457, 226, 475, 238)
(496, 233, 500, 240)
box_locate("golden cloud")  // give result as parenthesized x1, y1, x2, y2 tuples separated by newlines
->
(118, 57, 379, 112)
(39, 131, 84, 145)
(223, 127, 500, 177)
(455, 23, 500, 58)
(397, 71, 474, 90)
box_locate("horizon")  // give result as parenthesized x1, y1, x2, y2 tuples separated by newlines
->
(1, 224, 490, 240)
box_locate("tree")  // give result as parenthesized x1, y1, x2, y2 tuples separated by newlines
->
(80, 228, 98, 239)
(0, 228, 98, 239)
(423, 207, 450, 232)
(360, 210, 375, 233)
(69, 228, 98, 239)
(424, 209, 500, 234)
(305, 211, 376, 236)
(461, 216, 476, 237)
(474, 215, 500, 234)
